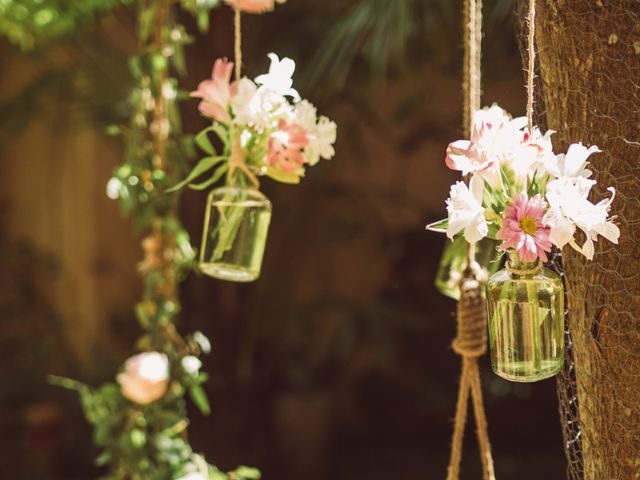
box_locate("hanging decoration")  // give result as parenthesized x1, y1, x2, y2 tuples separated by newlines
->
(428, 0, 620, 383)
(49, 0, 262, 478)
(432, 0, 500, 302)
(169, 1, 337, 282)
(430, 1, 496, 479)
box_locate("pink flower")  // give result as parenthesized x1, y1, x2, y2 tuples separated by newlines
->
(117, 352, 169, 405)
(224, 0, 278, 13)
(496, 193, 552, 262)
(445, 139, 489, 174)
(445, 105, 526, 187)
(191, 59, 235, 122)
(266, 119, 309, 173)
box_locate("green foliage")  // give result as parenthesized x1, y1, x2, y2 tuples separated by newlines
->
(0, 0, 129, 50)
(23, 0, 260, 477)
(302, 0, 517, 93)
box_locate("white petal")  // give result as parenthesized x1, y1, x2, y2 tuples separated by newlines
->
(469, 174, 485, 204)
(582, 237, 595, 260)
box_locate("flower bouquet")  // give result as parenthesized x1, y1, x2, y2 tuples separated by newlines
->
(428, 104, 620, 382)
(170, 54, 337, 282)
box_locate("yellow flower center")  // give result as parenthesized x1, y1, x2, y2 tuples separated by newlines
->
(520, 216, 538, 235)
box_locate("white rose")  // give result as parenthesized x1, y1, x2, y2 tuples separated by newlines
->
(117, 352, 169, 405)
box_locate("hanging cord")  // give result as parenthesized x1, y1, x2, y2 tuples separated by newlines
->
(234, 4, 242, 81)
(526, 0, 536, 131)
(228, 4, 260, 189)
(446, 1, 495, 479)
(465, 0, 482, 266)
(447, 279, 496, 480)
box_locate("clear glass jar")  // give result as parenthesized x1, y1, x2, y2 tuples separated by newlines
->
(486, 251, 564, 382)
(435, 236, 501, 300)
(198, 187, 272, 282)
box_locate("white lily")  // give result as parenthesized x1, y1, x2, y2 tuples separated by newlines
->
(544, 177, 619, 259)
(255, 53, 300, 100)
(545, 142, 599, 180)
(446, 176, 488, 243)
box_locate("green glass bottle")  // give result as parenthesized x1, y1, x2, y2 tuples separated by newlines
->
(486, 251, 564, 382)
(435, 236, 501, 300)
(199, 186, 272, 282)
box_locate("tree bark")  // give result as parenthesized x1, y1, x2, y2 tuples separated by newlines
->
(534, 1, 640, 478)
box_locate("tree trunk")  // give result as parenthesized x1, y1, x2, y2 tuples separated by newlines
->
(534, 1, 640, 478)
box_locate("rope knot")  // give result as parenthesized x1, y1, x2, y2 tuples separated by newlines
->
(452, 277, 488, 358)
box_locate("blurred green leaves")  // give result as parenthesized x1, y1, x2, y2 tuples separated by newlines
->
(0, 0, 129, 50)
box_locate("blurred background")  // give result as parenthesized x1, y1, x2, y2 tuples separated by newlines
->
(0, 0, 565, 478)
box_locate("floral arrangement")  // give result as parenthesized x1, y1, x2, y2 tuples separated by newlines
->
(428, 104, 620, 262)
(170, 53, 337, 192)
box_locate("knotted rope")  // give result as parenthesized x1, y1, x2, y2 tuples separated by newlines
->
(446, 1, 495, 479)
(447, 276, 495, 480)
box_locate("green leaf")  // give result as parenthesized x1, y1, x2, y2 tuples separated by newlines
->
(500, 165, 512, 198)
(188, 164, 227, 191)
(426, 218, 448, 233)
(189, 385, 211, 415)
(195, 126, 218, 155)
(197, 11, 209, 32)
(264, 167, 301, 184)
(95, 450, 111, 467)
(487, 222, 500, 240)
(138, 5, 156, 43)
(232, 466, 262, 479)
(211, 123, 231, 152)
(166, 156, 225, 193)
(130, 429, 147, 448)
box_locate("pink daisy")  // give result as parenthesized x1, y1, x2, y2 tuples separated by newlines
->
(496, 193, 552, 262)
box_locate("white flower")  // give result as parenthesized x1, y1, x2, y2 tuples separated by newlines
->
(230, 77, 258, 125)
(293, 99, 317, 129)
(293, 100, 337, 165)
(545, 142, 599, 180)
(255, 53, 299, 100)
(181, 356, 202, 376)
(117, 352, 170, 405)
(313, 116, 337, 161)
(446, 176, 488, 243)
(544, 177, 619, 260)
(515, 127, 556, 182)
(177, 473, 207, 480)
(106, 177, 123, 200)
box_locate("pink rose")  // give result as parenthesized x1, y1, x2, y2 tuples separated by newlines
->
(117, 352, 169, 405)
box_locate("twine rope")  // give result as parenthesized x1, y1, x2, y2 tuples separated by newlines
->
(447, 280, 495, 480)
(446, 1, 494, 479)
(526, 0, 536, 131)
(234, 4, 242, 81)
(465, 0, 482, 266)
(228, 4, 259, 188)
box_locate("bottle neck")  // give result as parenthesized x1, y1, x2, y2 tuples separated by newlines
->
(506, 251, 542, 276)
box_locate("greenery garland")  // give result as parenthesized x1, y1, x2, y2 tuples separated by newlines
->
(40, 0, 258, 478)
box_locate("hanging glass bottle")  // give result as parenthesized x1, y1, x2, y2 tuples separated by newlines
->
(486, 251, 564, 382)
(435, 236, 501, 300)
(199, 186, 272, 282)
